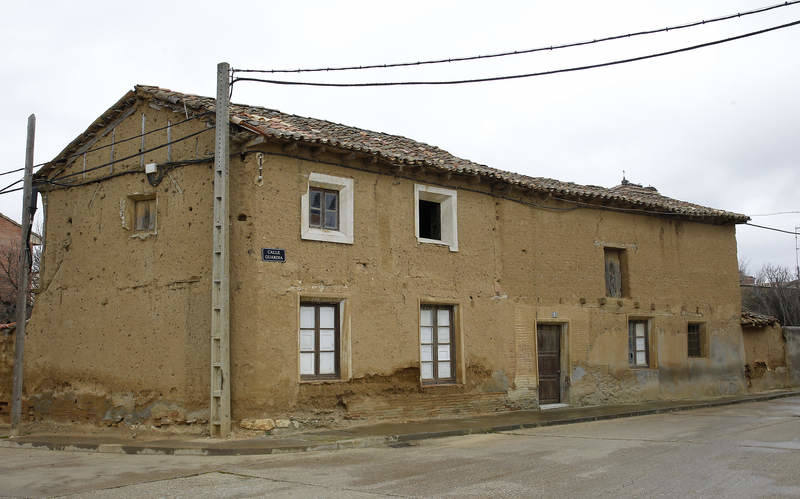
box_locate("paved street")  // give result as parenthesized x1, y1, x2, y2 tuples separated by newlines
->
(1, 396, 799, 498)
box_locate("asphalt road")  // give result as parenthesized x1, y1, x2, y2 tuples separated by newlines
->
(2, 396, 799, 498)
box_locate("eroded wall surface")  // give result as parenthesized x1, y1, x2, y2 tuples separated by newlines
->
(23, 96, 748, 427)
(742, 324, 789, 391)
(24, 102, 216, 427)
(226, 142, 746, 421)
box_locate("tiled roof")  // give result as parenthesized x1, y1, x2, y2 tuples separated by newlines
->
(43, 85, 749, 224)
(741, 311, 780, 328)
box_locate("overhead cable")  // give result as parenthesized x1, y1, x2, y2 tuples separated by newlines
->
(750, 210, 800, 216)
(233, 0, 800, 74)
(43, 127, 215, 184)
(59, 112, 212, 164)
(744, 222, 798, 235)
(232, 20, 800, 88)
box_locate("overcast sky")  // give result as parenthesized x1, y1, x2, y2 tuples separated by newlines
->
(3, 1, 799, 276)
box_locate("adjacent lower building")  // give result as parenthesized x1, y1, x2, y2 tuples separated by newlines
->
(20, 85, 754, 430)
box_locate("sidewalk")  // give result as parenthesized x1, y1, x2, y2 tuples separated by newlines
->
(2, 389, 798, 456)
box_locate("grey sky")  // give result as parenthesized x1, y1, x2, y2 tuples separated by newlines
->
(3, 0, 799, 275)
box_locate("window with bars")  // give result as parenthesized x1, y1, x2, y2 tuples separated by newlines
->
(688, 323, 704, 358)
(299, 303, 340, 380)
(628, 320, 650, 367)
(309, 187, 339, 231)
(420, 305, 456, 384)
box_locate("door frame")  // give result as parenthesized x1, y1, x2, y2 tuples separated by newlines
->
(535, 320, 570, 405)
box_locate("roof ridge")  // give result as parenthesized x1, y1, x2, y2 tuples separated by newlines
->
(51, 85, 748, 225)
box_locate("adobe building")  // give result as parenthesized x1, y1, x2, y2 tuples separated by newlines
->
(20, 85, 752, 431)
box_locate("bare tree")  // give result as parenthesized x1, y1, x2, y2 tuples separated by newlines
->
(742, 263, 800, 326)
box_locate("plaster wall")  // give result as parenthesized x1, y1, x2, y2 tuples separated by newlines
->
(24, 102, 216, 426)
(21, 98, 747, 427)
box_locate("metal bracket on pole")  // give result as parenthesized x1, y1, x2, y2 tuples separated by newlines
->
(11, 114, 36, 435)
(210, 63, 232, 437)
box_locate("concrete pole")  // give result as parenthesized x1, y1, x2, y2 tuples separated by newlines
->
(210, 62, 231, 437)
(11, 114, 36, 435)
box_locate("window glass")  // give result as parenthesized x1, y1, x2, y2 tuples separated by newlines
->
(309, 187, 339, 230)
(299, 302, 340, 379)
(420, 305, 456, 383)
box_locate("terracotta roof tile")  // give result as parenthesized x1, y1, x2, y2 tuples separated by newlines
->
(741, 311, 780, 328)
(44, 85, 749, 224)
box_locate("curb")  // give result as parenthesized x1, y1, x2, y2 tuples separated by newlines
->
(1, 390, 797, 456)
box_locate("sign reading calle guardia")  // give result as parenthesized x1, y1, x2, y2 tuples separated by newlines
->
(261, 248, 286, 263)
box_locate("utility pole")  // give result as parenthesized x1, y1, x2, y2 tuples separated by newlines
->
(11, 114, 36, 436)
(210, 62, 231, 437)
(795, 225, 799, 282)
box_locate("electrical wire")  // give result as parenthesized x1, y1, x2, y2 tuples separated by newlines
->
(744, 222, 798, 235)
(0, 187, 23, 195)
(41, 156, 216, 190)
(0, 178, 23, 194)
(43, 126, 215, 184)
(232, 19, 800, 88)
(0, 167, 25, 177)
(0, 163, 48, 177)
(750, 211, 800, 216)
(57, 111, 212, 165)
(233, 0, 800, 74)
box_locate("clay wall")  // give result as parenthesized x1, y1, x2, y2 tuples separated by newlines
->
(22, 95, 748, 427)
(24, 101, 217, 427)
(227, 142, 745, 420)
(742, 324, 790, 391)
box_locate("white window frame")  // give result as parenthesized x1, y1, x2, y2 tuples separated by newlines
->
(301, 172, 353, 244)
(414, 184, 458, 252)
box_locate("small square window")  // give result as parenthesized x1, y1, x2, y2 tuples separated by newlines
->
(309, 187, 339, 231)
(415, 184, 458, 252)
(420, 305, 456, 384)
(299, 302, 340, 380)
(301, 173, 353, 244)
(628, 320, 650, 367)
(134, 197, 156, 232)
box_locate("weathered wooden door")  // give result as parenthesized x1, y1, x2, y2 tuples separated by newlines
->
(537, 324, 561, 404)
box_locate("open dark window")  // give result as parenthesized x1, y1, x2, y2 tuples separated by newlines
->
(418, 200, 441, 240)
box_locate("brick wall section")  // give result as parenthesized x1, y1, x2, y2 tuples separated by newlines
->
(346, 392, 509, 421)
(0, 328, 14, 421)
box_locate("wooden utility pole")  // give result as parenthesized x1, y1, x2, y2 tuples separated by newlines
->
(210, 62, 231, 437)
(11, 114, 36, 435)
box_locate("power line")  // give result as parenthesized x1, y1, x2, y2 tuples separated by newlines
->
(42, 126, 215, 184)
(744, 222, 798, 235)
(232, 19, 800, 88)
(233, 0, 800, 74)
(752, 212, 800, 216)
(57, 111, 212, 165)
(0, 178, 23, 194)
(0, 114, 210, 180)
(43, 157, 215, 190)
(0, 167, 25, 177)
(0, 187, 23, 195)
(0, 163, 47, 177)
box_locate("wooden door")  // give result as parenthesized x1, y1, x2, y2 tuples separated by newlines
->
(537, 324, 561, 404)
